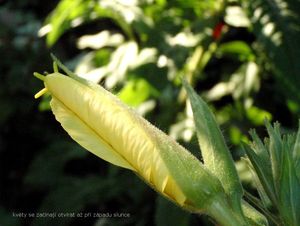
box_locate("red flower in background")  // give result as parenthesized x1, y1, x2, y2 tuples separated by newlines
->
(212, 21, 225, 40)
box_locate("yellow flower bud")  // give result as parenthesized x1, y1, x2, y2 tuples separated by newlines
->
(34, 60, 225, 212)
(35, 71, 188, 204)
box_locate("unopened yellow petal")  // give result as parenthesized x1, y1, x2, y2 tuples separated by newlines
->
(164, 176, 187, 205)
(50, 97, 134, 170)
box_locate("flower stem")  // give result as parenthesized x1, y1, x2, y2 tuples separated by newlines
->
(206, 195, 248, 226)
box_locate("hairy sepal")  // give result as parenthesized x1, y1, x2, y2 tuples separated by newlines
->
(182, 80, 243, 212)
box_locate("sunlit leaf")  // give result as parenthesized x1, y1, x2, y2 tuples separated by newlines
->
(241, 200, 269, 226)
(246, 106, 272, 125)
(43, 0, 93, 46)
(182, 80, 243, 213)
(225, 6, 250, 27)
(118, 78, 159, 107)
(77, 31, 124, 49)
(218, 41, 254, 61)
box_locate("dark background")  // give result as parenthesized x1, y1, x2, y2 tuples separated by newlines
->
(0, 0, 299, 225)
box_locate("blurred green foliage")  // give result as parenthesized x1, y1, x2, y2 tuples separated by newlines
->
(0, 0, 299, 225)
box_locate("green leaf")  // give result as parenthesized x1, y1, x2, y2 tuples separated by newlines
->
(293, 120, 300, 178)
(246, 121, 300, 226)
(155, 130, 225, 211)
(182, 80, 243, 213)
(94, 0, 142, 40)
(249, 129, 269, 163)
(118, 78, 159, 107)
(45, 0, 92, 46)
(265, 121, 283, 193)
(157, 132, 248, 226)
(241, 200, 269, 226)
(218, 41, 254, 61)
(242, 143, 277, 207)
(246, 106, 272, 126)
(278, 135, 300, 226)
